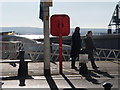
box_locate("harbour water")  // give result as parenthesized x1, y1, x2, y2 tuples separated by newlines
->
(0, 27, 108, 36)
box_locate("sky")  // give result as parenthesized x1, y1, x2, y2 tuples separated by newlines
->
(0, 0, 119, 29)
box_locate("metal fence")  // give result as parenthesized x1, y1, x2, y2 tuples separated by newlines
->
(95, 48, 120, 61)
(23, 42, 71, 62)
(0, 41, 22, 60)
(1, 41, 120, 62)
(0, 41, 71, 62)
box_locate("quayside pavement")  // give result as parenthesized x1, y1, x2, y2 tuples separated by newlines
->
(0, 60, 120, 90)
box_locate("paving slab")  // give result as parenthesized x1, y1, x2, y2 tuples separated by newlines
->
(0, 61, 120, 90)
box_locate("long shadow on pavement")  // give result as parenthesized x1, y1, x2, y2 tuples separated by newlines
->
(81, 69, 114, 85)
(2, 76, 33, 86)
(1, 76, 33, 80)
(90, 69, 114, 79)
(76, 64, 114, 84)
(61, 73, 87, 90)
(45, 74, 59, 90)
(75, 68, 100, 84)
(84, 75, 100, 84)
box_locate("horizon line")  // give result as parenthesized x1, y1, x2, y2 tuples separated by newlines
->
(0, 26, 107, 29)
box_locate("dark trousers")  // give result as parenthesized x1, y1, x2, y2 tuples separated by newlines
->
(71, 57, 78, 67)
(88, 51, 97, 68)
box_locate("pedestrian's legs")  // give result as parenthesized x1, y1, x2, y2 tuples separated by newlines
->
(76, 56, 79, 61)
(88, 52, 98, 69)
(71, 57, 77, 69)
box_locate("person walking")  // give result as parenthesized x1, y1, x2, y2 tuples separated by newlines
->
(70, 27, 82, 69)
(84, 31, 99, 69)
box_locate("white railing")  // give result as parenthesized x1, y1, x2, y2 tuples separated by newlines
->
(1, 41, 119, 62)
(0, 41, 71, 62)
(50, 43, 71, 62)
(95, 48, 120, 61)
(23, 42, 71, 61)
(0, 41, 22, 60)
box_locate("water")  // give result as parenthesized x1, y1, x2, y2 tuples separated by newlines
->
(70, 28, 107, 36)
(0, 27, 108, 36)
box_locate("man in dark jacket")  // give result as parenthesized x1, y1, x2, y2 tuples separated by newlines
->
(70, 27, 82, 69)
(84, 31, 99, 69)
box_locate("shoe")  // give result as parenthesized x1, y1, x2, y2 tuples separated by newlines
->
(71, 66, 77, 69)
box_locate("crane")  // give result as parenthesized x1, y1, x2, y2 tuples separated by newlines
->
(108, 2, 120, 34)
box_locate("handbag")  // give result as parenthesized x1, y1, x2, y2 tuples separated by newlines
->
(79, 54, 88, 63)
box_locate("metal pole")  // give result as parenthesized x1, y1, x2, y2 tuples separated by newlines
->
(59, 18, 63, 74)
(59, 33, 62, 74)
(43, 5, 51, 75)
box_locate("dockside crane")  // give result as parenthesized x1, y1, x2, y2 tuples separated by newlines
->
(108, 2, 120, 34)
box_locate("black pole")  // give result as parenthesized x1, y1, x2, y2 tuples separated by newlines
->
(18, 51, 28, 77)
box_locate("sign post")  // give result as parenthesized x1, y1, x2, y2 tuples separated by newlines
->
(39, 0, 52, 75)
(50, 14, 70, 74)
(59, 18, 63, 74)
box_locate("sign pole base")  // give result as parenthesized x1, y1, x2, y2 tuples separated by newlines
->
(44, 69, 50, 75)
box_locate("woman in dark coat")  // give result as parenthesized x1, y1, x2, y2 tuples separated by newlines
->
(70, 27, 82, 69)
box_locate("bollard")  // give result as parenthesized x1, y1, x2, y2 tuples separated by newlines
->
(103, 82, 113, 90)
(18, 51, 28, 77)
(19, 78, 26, 86)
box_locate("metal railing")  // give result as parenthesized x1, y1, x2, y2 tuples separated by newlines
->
(0, 41, 71, 62)
(50, 43, 71, 62)
(23, 42, 71, 61)
(95, 48, 120, 61)
(1, 41, 120, 62)
(0, 41, 22, 60)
